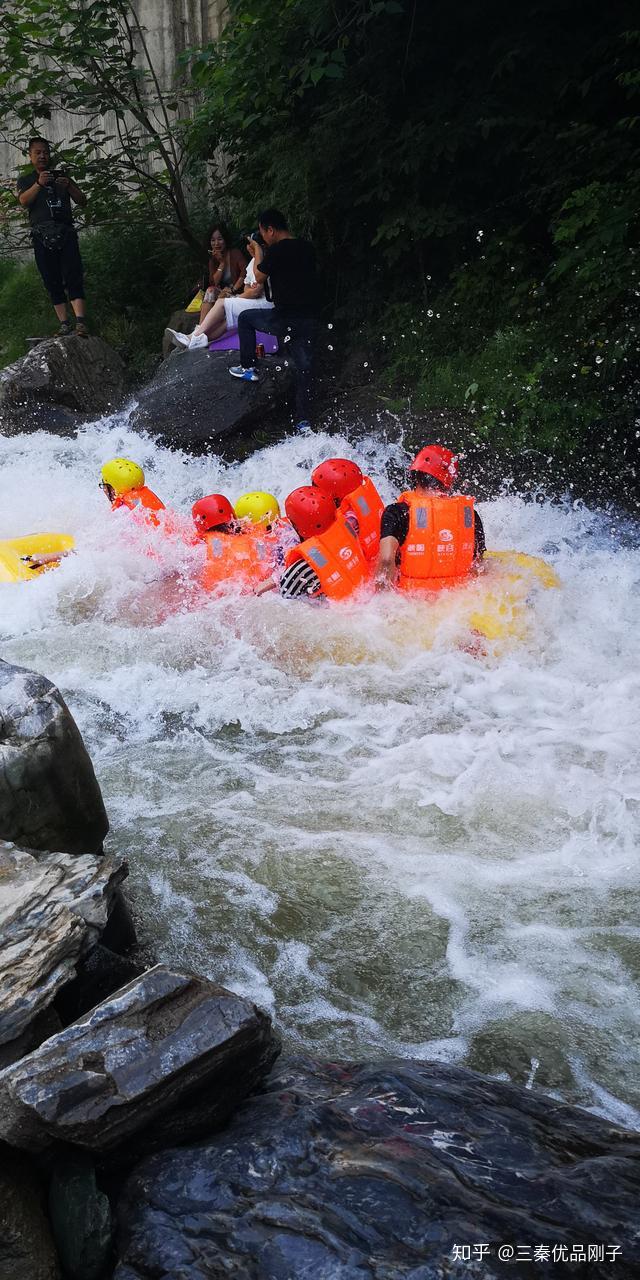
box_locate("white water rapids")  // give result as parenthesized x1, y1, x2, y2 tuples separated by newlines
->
(1, 417, 639, 1127)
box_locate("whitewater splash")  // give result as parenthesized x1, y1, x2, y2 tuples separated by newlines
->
(1, 415, 639, 1128)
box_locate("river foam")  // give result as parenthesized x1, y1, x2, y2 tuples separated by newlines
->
(1, 416, 639, 1124)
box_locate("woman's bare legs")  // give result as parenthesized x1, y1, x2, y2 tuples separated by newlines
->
(192, 297, 228, 339)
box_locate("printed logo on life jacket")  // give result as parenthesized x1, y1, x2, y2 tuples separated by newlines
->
(339, 546, 353, 561)
(439, 529, 453, 542)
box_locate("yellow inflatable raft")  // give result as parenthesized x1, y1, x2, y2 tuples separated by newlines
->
(0, 533, 75, 584)
(468, 549, 560, 642)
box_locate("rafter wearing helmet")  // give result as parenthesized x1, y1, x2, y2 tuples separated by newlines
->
(311, 457, 385, 563)
(376, 445, 485, 592)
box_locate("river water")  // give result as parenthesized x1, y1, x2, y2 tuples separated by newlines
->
(1, 415, 639, 1127)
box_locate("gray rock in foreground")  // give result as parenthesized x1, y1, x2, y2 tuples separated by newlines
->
(0, 334, 127, 434)
(0, 841, 127, 1049)
(0, 659, 109, 856)
(0, 966, 280, 1154)
(115, 1056, 640, 1280)
(129, 347, 292, 450)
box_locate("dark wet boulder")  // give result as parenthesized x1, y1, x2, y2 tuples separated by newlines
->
(48, 1151, 112, 1280)
(0, 659, 109, 856)
(129, 347, 292, 450)
(0, 966, 280, 1155)
(114, 1056, 640, 1280)
(0, 335, 127, 435)
(0, 1148, 61, 1280)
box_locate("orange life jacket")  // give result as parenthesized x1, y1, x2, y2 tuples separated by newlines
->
(112, 486, 165, 528)
(202, 530, 276, 591)
(339, 476, 384, 562)
(284, 516, 368, 601)
(396, 490, 475, 592)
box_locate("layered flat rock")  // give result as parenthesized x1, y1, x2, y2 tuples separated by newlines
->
(0, 659, 109, 856)
(0, 841, 127, 1049)
(114, 1056, 640, 1280)
(0, 966, 280, 1154)
(0, 334, 127, 435)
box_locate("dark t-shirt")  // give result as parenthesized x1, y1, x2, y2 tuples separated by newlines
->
(381, 501, 485, 561)
(257, 238, 319, 317)
(16, 171, 74, 228)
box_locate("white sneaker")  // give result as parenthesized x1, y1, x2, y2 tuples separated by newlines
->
(166, 329, 191, 347)
(188, 333, 208, 349)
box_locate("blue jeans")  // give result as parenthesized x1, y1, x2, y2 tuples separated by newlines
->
(238, 308, 318, 422)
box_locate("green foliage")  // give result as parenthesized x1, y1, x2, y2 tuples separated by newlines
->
(81, 221, 197, 373)
(0, 258, 53, 364)
(381, 313, 609, 450)
(0, 221, 196, 373)
(185, 0, 640, 448)
(0, 0, 204, 250)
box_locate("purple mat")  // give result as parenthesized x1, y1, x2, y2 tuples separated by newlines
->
(208, 328, 279, 354)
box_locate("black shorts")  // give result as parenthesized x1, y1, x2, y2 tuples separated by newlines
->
(32, 225, 85, 305)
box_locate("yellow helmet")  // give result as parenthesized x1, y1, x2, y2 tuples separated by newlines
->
(234, 490, 280, 526)
(100, 458, 145, 495)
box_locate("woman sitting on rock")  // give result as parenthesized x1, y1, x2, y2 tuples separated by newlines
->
(169, 234, 274, 351)
(199, 223, 246, 322)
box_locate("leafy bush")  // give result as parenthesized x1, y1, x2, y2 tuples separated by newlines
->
(0, 258, 56, 364)
(187, 0, 640, 449)
(0, 221, 202, 373)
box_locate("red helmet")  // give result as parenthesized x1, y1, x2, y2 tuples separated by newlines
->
(192, 493, 235, 533)
(409, 445, 458, 489)
(285, 485, 336, 540)
(311, 457, 363, 505)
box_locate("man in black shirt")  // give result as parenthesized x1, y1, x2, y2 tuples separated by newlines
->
(230, 208, 319, 430)
(16, 137, 88, 337)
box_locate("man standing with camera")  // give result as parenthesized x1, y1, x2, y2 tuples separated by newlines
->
(16, 136, 88, 337)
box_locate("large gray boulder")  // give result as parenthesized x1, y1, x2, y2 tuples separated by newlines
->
(0, 1149, 61, 1280)
(114, 1056, 640, 1280)
(0, 659, 109, 856)
(129, 347, 292, 450)
(0, 334, 127, 434)
(0, 841, 127, 1050)
(0, 966, 280, 1155)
